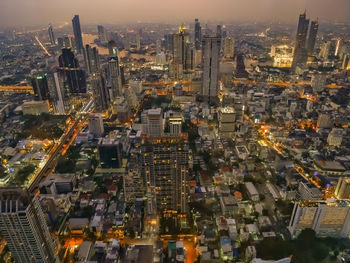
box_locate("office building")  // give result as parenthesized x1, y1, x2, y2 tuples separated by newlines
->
(97, 25, 107, 43)
(32, 73, 50, 101)
(0, 188, 59, 263)
(297, 181, 323, 201)
(91, 72, 110, 112)
(108, 57, 123, 99)
(88, 113, 104, 137)
(124, 86, 139, 111)
(327, 128, 343, 147)
(306, 19, 319, 56)
(72, 15, 83, 53)
(317, 113, 333, 129)
(288, 202, 350, 238)
(292, 12, 310, 70)
(98, 138, 123, 169)
(83, 44, 93, 75)
(48, 24, 55, 45)
(140, 136, 189, 214)
(335, 177, 350, 200)
(194, 18, 201, 50)
(58, 48, 86, 94)
(223, 37, 234, 58)
(201, 35, 221, 103)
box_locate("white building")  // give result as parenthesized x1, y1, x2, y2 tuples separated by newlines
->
(327, 128, 343, 146)
(88, 113, 104, 137)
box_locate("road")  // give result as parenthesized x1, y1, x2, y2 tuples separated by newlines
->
(28, 118, 84, 194)
(34, 35, 51, 56)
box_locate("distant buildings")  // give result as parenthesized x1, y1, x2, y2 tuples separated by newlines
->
(201, 35, 221, 103)
(72, 15, 83, 54)
(223, 37, 234, 59)
(48, 24, 55, 45)
(97, 25, 108, 43)
(292, 12, 310, 70)
(0, 188, 59, 263)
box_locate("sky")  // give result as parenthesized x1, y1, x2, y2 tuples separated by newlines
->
(0, 0, 349, 27)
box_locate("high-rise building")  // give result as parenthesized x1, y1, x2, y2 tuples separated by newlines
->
(335, 177, 350, 200)
(72, 15, 83, 54)
(173, 27, 190, 69)
(88, 113, 104, 137)
(223, 37, 235, 58)
(319, 41, 331, 61)
(32, 73, 50, 101)
(124, 86, 139, 111)
(91, 72, 110, 112)
(97, 25, 108, 43)
(108, 57, 123, 99)
(98, 138, 123, 169)
(168, 112, 183, 137)
(194, 18, 201, 50)
(108, 40, 119, 57)
(48, 24, 55, 45)
(288, 202, 350, 238)
(219, 107, 236, 138)
(83, 44, 93, 75)
(58, 48, 86, 94)
(48, 72, 66, 114)
(306, 19, 319, 56)
(292, 12, 310, 70)
(201, 35, 221, 103)
(140, 136, 189, 214)
(0, 188, 59, 263)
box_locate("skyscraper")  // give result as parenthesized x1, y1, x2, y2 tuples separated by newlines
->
(72, 15, 83, 54)
(97, 25, 107, 43)
(194, 18, 201, 50)
(224, 37, 235, 58)
(108, 57, 123, 99)
(108, 40, 119, 57)
(0, 188, 59, 263)
(98, 138, 123, 169)
(306, 19, 319, 56)
(173, 26, 190, 69)
(292, 12, 310, 70)
(32, 73, 50, 101)
(91, 72, 110, 112)
(48, 72, 66, 114)
(83, 44, 93, 75)
(140, 136, 189, 214)
(58, 48, 86, 93)
(48, 24, 55, 45)
(201, 35, 221, 103)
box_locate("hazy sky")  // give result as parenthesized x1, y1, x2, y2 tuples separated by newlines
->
(0, 0, 349, 27)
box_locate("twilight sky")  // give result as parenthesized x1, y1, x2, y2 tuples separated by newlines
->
(0, 0, 349, 27)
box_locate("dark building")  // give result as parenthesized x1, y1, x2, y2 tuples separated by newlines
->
(235, 53, 249, 78)
(194, 18, 201, 50)
(164, 34, 174, 52)
(58, 48, 86, 94)
(140, 136, 189, 214)
(32, 73, 50, 101)
(72, 15, 83, 54)
(91, 72, 109, 112)
(307, 19, 319, 56)
(292, 12, 310, 70)
(48, 24, 55, 45)
(98, 138, 123, 169)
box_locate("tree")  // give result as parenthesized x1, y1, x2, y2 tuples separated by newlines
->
(15, 164, 36, 185)
(312, 242, 329, 261)
(56, 157, 76, 173)
(297, 228, 316, 249)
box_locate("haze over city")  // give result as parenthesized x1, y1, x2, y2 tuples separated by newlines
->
(1, 0, 350, 28)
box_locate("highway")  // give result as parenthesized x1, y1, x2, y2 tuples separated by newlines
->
(34, 35, 51, 56)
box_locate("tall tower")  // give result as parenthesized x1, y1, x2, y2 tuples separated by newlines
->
(108, 57, 123, 99)
(306, 19, 319, 56)
(48, 24, 55, 45)
(0, 188, 59, 263)
(91, 72, 110, 112)
(201, 35, 221, 103)
(194, 18, 201, 50)
(173, 26, 190, 68)
(292, 12, 310, 70)
(72, 15, 83, 54)
(97, 25, 107, 43)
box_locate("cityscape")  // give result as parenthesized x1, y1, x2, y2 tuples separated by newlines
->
(1, 0, 350, 263)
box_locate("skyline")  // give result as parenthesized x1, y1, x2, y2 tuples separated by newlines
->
(1, 0, 350, 28)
